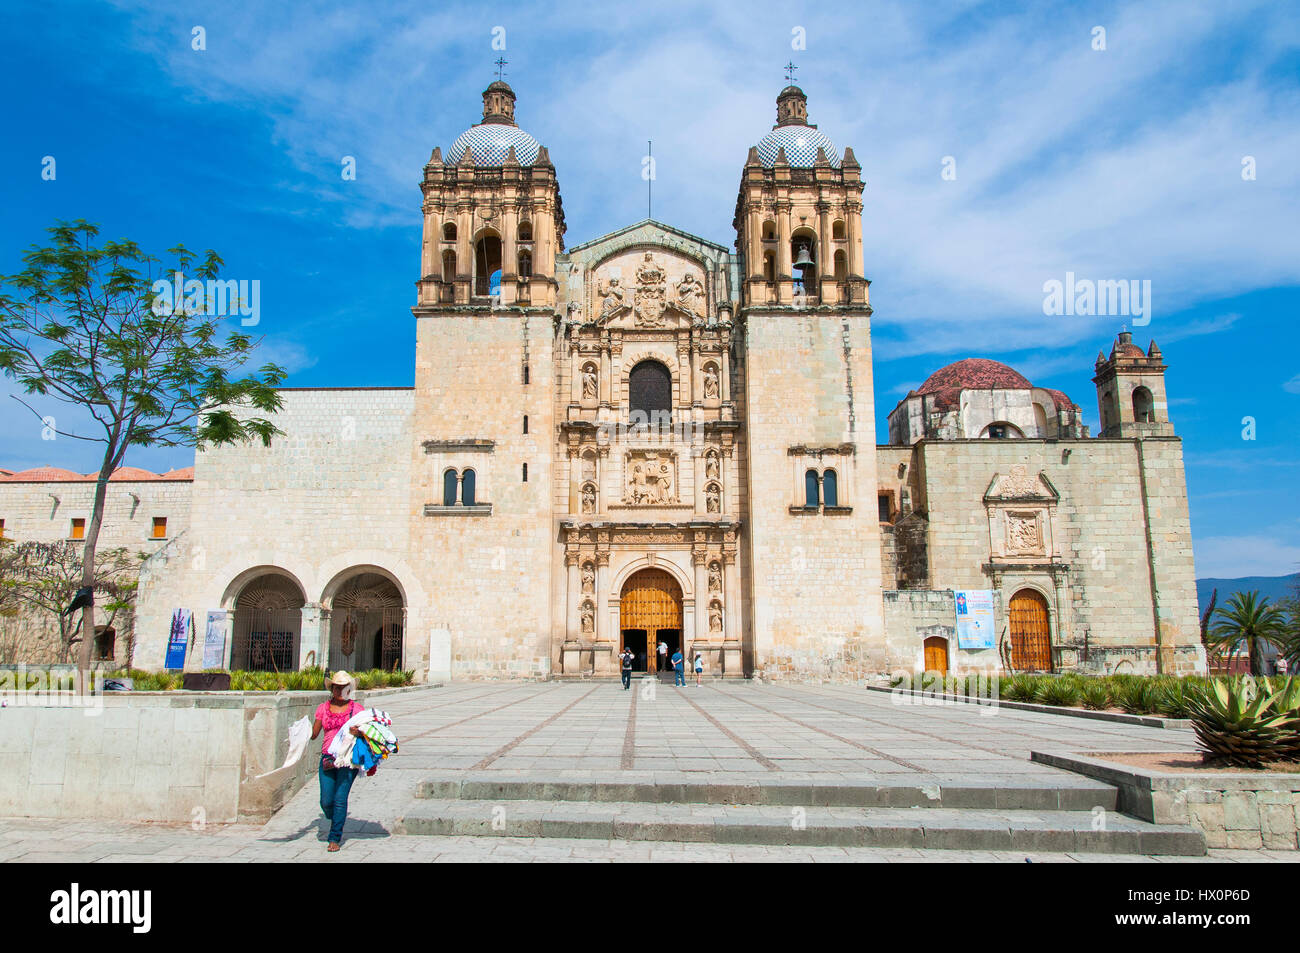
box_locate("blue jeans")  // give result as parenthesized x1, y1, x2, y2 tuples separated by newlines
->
(319, 754, 358, 843)
(674, 667, 685, 686)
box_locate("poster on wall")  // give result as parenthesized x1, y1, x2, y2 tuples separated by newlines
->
(165, 608, 192, 670)
(954, 590, 996, 649)
(202, 610, 228, 669)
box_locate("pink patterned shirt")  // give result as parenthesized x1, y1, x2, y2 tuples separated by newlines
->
(316, 700, 361, 754)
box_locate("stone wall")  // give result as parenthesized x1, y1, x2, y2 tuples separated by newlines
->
(900, 437, 1202, 675)
(409, 311, 554, 679)
(134, 387, 423, 673)
(742, 308, 885, 680)
(882, 588, 1005, 673)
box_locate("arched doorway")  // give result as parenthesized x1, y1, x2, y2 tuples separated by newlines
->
(620, 568, 682, 674)
(231, 572, 305, 672)
(1009, 589, 1052, 672)
(329, 572, 406, 672)
(923, 636, 948, 673)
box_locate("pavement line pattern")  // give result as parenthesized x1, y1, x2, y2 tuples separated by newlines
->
(621, 683, 639, 770)
(680, 692, 780, 771)
(471, 687, 599, 769)
(716, 687, 927, 772)
(763, 685, 1023, 761)
(403, 687, 543, 743)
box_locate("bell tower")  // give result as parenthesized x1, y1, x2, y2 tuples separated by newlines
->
(1092, 330, 1174, 438)
(732, 85, 869, 308)
(416, 79, 564, 310)
(734, 80, 885, 677)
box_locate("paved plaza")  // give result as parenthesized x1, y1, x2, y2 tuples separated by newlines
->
(3, 681, 1296, 862)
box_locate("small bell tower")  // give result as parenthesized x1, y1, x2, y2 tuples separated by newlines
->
(1093, 330, 1174, 437)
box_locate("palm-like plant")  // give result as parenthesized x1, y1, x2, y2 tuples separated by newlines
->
(1209, 591, 1288, 676)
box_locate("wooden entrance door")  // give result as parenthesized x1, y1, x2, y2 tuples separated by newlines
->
(620, 569, 683, 674)
(923, 636, 948, 673)
(1009, 589, 1053, 671)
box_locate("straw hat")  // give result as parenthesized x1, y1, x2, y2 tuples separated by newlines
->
(329, 670, 353, 687)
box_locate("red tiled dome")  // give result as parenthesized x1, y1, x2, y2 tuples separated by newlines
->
(912, 358, 1032, 410)
(160, 466, 195, 480)
(3, 466, 86, 482)
(104, 466, 162, 481)
(1041, 387, 1077, 411)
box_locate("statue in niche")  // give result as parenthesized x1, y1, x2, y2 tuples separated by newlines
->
(582, 364, 598, 401)
(708, 561, 722, 593)
(676, 273, 705, 314)
(703, 364, 720, 399)
(581, 600, 594, 634)
(709, 601, 723, 634)
(705, 452, 720, 481)
(581, 563, 595, 594)
(581, 483, 596, 514)
(706, 483, 721, 514)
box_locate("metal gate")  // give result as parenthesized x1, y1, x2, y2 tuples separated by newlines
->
(335, 606, 405, 672)
(1009, 589, 1053, 672)
(232, 609, 299, 672)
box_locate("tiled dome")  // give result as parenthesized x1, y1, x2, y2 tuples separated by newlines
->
(449, 123, 541, 166)
(756, 125, 840, 168)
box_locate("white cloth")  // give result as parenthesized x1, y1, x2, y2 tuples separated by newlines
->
(326, 709, 371, 767)
(251, 715, 312, 780)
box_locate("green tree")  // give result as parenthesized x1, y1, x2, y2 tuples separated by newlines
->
(0, 220, 284, 678)
(1209, 591, 1288, 676)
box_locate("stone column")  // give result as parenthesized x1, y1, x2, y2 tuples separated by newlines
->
(570, 345, 582, 405)
(565, 552, 580, 641)
(694, 450, 706, 514)
(693, 550, 708, 647)
(678, 346, 693, 407)
(776, 206, 791, 303)
(568, 448, 581, 513)
(723, 553, 739, 642)
(299, 604, 328, 670)
(600, 345, 612, 407)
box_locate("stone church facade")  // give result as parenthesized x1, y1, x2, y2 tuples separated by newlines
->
(0, 81, 1205, 680)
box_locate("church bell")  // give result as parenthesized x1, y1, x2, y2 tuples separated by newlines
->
(792, 241, 815, 269)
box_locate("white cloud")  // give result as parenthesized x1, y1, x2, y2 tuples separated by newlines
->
(1283, 374, 1300, 394)
(1194, 534, 1300, 578)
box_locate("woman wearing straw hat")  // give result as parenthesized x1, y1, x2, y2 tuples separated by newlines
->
(311, 671, 364, 852)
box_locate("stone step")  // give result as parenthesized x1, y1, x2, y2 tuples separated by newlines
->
(394, 800, 1205, 854)
(414, 773, 1117, 811)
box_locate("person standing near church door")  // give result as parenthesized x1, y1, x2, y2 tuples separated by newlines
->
(657, 640, 667, 674)
(694, 650, 705, 686)
(671, 647, 685, 687)
(620, 646, 634, 689)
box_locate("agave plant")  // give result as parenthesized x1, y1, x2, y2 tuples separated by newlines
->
(1186, 677, 1299, 767)
(1079, 680, 1111, 710)
(1156, 677, 1196, 719)
(1117, 678, 1163, 715)
(1004, 675, 1041, 703)
(1036, 678, 1081, 708)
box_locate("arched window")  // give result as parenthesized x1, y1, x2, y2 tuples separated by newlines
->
(805, 469, 820, 507)
(461, 469, 476, 506)
(629, 360, 672, 429)
(517, 250, 532, 277)
(474, 234, 502, 297)
(791, 230, 817, 292)
(443, 469, 458, 506)
(833, 250, 847, 280)
(518, 221, 533, 242)
(822, 469, 838, 507)
(763, 251, 776, 282)
(1033, 403, 1049, 435)
(1133, 386, 1154, 423)
(982, 422, 1024, 439)
(832, 219, 846, 240)
(442, 222, 457, 241)
(442, 250, 456, 283)
(762, 220, 776, 240)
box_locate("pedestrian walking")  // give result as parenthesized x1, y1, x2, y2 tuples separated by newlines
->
(311, 671, 365, 852)
(694, 650, 705, 686)
(671, 647, 685, 687)
(620, 646, 634, 689)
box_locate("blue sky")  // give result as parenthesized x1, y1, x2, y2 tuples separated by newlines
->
(1, 0, 1298, 578)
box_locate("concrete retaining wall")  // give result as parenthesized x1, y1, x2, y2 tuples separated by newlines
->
(1032, 749, 1300, 850)
(0, 690, 392, 824)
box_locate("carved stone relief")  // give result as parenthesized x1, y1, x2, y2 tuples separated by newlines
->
(625, 450, 677, 504)
(1005, 510, 1045, 556)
